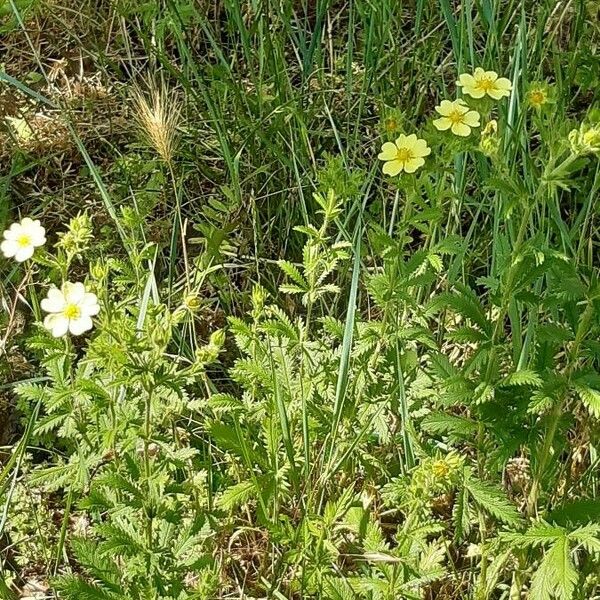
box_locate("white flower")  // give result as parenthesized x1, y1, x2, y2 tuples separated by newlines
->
(1, 217, 46, 262)
(41, 282, 100, 337)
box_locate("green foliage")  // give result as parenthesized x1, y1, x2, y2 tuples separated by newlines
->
(1, 1, 600, 598)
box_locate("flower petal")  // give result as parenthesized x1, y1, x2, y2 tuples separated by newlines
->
(457, 73, 476, 88)
(451, 122, 471, 137)
(395, 134, 408, 147)
(412, 139, 431, 157)
(403, 157, 425, 173)
(495, 77, 512, 91)
(487, 87, 510, 100)
(14, 245, 35, 262)
(462, 111, 480, 127)
(45, 314, 69, 338)
(81, 293, 100, 316)
(41, 288, 67, 313)
(382, 159, 404, 176)
(69, 316, 93, 336)
(1, 239, 17, 258)
(463, 86, 485, 99)
(64, 282, 86, 304)
(4, 224, 21, 240)
(378, 142, 398, 161)
(435, 100, 454, 116)
(433, 117, 452, 131)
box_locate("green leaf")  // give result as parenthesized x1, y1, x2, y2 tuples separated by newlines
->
(500, 369, 543, 388)
(452, 484, 471, 541)
(278, 259, 307, 288)
(568, 523, 600, 554)
(573, 383, 600, 418)
(502, 522, 564, 548)
(464, 472, 522, 526)
(421, 412, 478, 437)
(217, 480, 256, 509)
(530, 536, 577, 600)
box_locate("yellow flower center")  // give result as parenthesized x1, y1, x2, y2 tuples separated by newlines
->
(17, 234, 31, 248)
(396, 147, 414, 162)
(432, 460, 450, 478)
(448, 109, 465, 124)
(63, 304, 81, 320)
(476, 76, 495, 92)
(529, 90, 546, 106)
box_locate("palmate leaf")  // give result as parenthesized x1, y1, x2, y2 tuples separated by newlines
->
(502, 522, 564, 548)
(504, 522, 600, 599)
(568, 523, 600, 554)
(426, 284, 492, 335)
(69, 538, 121, 588)
(99, 522, 145, 555)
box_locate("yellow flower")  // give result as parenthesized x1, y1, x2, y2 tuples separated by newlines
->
(433, 99, 480, 137)
(457, 68, 512, 100)
(569, 123, 600, 156)
(479, 119, 500, 158)
(378, 134, 431, 176)
(527, 87, 548, 110)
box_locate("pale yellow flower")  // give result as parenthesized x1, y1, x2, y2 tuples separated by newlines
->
(433, 99, 480, 137)
(569, 123, 600, 156)
(1, 217, 46, 262)
(457, 68, 512, 100)
(42, 282, 100, 337)
(378, 134, 431, 176)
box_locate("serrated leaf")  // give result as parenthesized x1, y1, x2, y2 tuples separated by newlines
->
(421, 412, 478, 437)
(217, 480, 256, 510)
(573, 383, 600, 418)
(278, 259, 307, 288)
(464, 473, 522, 526)
(279, 284, 305, 295)
(501, 369, 543, 388)
(530, 536, 577, 600)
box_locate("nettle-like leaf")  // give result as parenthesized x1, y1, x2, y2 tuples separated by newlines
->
(426, 284, 492, 336)
(216, 480, 256, 511)
(421, 412, 479, 439)
(278, 259, 308, 290)
(503, 522, 600, 600)
(463, 469, 522, 526)
(529, 536, 577, 600)
(572, 373, 600, 418)
(52, 574, 122, 600)
(500, 369, 543, 388)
